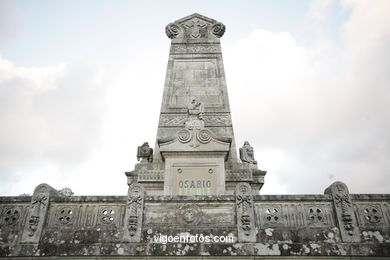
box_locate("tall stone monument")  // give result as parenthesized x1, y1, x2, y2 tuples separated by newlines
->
(126, 13, 266, 196)
(0, 14, 389, 259)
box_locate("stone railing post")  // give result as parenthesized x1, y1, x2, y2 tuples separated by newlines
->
(123, 183, 145, 242)
(21, 183, 59, 243)
(235, 182, 256, 242)
(325, 181, 360, 242)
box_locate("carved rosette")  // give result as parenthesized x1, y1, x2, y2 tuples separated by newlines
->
(178, 129, 192, 143)
(2, 207, 20, 226)
(99, 208, 116, 225)
(176, 204, 202, 225)
(307, 207, 326, 226)
(210, 22, 225, 38)
(124, 183, 145, 242)
(325, 181, 360, 242)
(235, 182, 256, 242)
(363, 206, 382, 224)
(57, 207, 74, 225)
(165, 22, 182, 39)
(197, 129, 211, 144)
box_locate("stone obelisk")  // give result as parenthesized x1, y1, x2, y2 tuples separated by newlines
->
(128, 14, 266, 196)
(154, 13, 238, 163)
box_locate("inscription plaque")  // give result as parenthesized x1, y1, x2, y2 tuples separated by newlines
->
(172, 165, 217, 195)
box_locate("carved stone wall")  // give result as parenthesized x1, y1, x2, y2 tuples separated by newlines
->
(1, 182, 389, 257)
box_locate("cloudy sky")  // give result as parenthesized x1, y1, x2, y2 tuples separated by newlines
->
(0, 0, 389, 196)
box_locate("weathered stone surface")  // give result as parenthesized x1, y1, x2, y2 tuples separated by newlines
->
(235, 183, 256, 242)
(21, 183, 59, 244)
(1, 191, 390, 257)
(155, 13, 240, 170)
(325, 181, 360, 242)
(123, 183, 145, 242)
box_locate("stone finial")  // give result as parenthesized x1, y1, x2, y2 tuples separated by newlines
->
(325, 181, 360, 242)
(239, 141, 257, 164)
(137, 142, 153, 163)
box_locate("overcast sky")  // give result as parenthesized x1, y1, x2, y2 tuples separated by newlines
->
(0, 0, 389, 196)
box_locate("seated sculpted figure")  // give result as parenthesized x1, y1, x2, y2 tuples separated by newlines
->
(239, 141, 257, 164)
(137, 142, 153, 163)
(187, 97, 204, 120)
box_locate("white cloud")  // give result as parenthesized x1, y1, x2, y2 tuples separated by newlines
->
(0, 57, 109, 195)
(225, 0, 390, 194)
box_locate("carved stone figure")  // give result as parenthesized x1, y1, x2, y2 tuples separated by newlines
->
(28, 216, 39, 236)
(128, 216, 138, 236)
(187, 97, 204, 120)
(137, 142, 153, 163)
(239, 141, 257, 164)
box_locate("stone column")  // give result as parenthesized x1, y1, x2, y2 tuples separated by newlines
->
(21, 183, 59, 243)
(235, 182, 256, 242)
(325, 181, 360, 242)
(123, 183, 145, 242)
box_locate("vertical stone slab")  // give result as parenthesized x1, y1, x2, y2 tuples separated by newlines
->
(123, 183, 145, 242)
(325, 181, 360, 242)
(235, 182, 256, 242)
(21, 183, 59, 243)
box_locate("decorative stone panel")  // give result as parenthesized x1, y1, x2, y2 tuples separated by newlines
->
(123, 183, 145, 242)
(255, 202, 335, 228)
(325, 181, 360, 242)
(2, 207, 20, 226)
(0, 206, 25, 229)
(355, 203, 386, 227)
(170, 44, 221, 54)
(57, 207, 74, 225)
(21, 183, 59, 243)
(235, 182, 256, 242)
(144, 202, 234, 226)
(138, 170, 164, 182)
(306, 206, 327, 226)
(98, 206, 122, 226)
